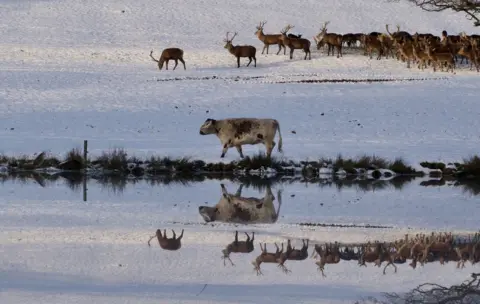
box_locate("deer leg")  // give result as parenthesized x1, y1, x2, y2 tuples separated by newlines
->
(165, 59, 169, 70)
(172, 229, 176, 239)
(289, 48, 294, 60)
(262, 45, 267, 55)
(147, 234, 157, 246)
(251, 232, 254, 243)
(235, 145, 244, 158)
(173, 59, 179, 70)
(253, 56, 256, 67)
(246, 57, 252, 67)
(234, 230, 239, 244)
(179, 58, 186, 70)
(237, 56, 240, 68)
(245, 232, 250, 242)
(178, 229, 184, 241)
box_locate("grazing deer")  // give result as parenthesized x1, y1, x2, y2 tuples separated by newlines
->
(224, 32, 257, 68)
(255, 21, 286, 55)
(315, 242, 341, 277)
(147, 229, 184, 251)
(252, 242, 284, 275)
(280, 24, 311, 60)
(314, 22, 343, 58)
(149, 48, 186, 71)
(221, 230, 255, 266)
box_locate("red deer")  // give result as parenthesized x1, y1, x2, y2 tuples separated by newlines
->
(224, 32, 256, 68)
(252, 242, 284, 275)
(314, 22, 343, 58)
(254, 21, 286, 55)
(221, 230, 255, 266)
(147, 229, 184, 251)
(199, 118, 283, 158)
(149, 48, 186, 70)
(280, 24, 311, 60)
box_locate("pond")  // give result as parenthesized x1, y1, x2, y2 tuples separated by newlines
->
(1, 174, 479, 303)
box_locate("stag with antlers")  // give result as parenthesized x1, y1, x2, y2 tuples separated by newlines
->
(314, 22, 343, 58)
(280, 24, 311, 60)
(255, 21, 286, 55)
(224, 32, 257, 68)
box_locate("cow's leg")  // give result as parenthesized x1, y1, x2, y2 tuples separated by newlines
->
(221, 143, 229, 158)
(235, 145, 244, 158)
(265, 142, 274, 158)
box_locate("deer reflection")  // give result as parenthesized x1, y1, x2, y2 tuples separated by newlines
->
(198, 183, 282, 224)
(221, 230, 255, 266)
(147, 229, 184, 251)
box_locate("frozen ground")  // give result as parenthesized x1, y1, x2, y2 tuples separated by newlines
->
(1, 0, 480, 303)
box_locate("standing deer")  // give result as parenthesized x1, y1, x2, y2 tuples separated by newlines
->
(224, 32, 257, 68)
(252, 242, 284, 275)
(149, 48, 186, 70)
(280, 24, 311, 60)
(147, 229, 184, 251)
(314, 22, 343, 58)
(254, 21, 286, 55)
(221, 231, 255, 266)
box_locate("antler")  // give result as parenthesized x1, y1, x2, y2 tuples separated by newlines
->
(281, 24, 294, 34)
(320, 21, 330, 33)
(224, 32, 237, 42)
(257, 21, 267, 29)
(224, 32, 230, 42)
(230, 32, 238, 41)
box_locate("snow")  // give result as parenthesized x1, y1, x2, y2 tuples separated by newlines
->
(1, 0, 480, 303)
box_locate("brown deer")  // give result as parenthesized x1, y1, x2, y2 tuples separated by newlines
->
(221, 230, 255, 266)
(386, 24, 413, 43)
(424, 42, 455, 73)
(276, 239, 295, 274)
(315, 242, 341, 277)
(280, 24, 311, 60)
(287, 239, 309, 261)
(147, 229, 184, 251)
(149, 48, 186, 71)
(315, 22, 343, 58)
(252, 242, 284, 275)
(224, 32, 257, 68)
(254, 21, 286, 55)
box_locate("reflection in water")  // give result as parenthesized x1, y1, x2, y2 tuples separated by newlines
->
(1, 171, 480, 196)
(198, 184, 282, 224)
(221, 231, 255, 266)
(147, 229, 184, 251)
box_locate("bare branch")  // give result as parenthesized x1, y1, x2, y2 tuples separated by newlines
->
(406, 0, 480, 26)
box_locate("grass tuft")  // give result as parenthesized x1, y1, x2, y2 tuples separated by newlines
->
(459, 156, 480, 179)
(388, 157, 416, 174)
(95, 148, 128, 171)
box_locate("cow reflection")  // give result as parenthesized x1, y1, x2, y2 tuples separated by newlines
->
(198, 184, 282, 224)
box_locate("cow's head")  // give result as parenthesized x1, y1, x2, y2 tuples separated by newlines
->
(198, 205, 219, 222)
(199, 118, 217, 135)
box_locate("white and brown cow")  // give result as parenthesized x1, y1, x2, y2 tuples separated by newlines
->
(199, 117, 283, 158)
(198, 184, 282, 224)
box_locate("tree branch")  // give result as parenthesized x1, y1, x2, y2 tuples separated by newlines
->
(406, 0, 480, 26)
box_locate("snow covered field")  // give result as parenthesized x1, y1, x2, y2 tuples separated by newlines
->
(1, 0, 480, 303)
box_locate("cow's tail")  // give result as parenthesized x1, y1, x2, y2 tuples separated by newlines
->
(276, 120, 283, 153)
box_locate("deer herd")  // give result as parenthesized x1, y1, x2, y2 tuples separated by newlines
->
(148, 230, 480, 277)
(149, 21, 480, 73)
